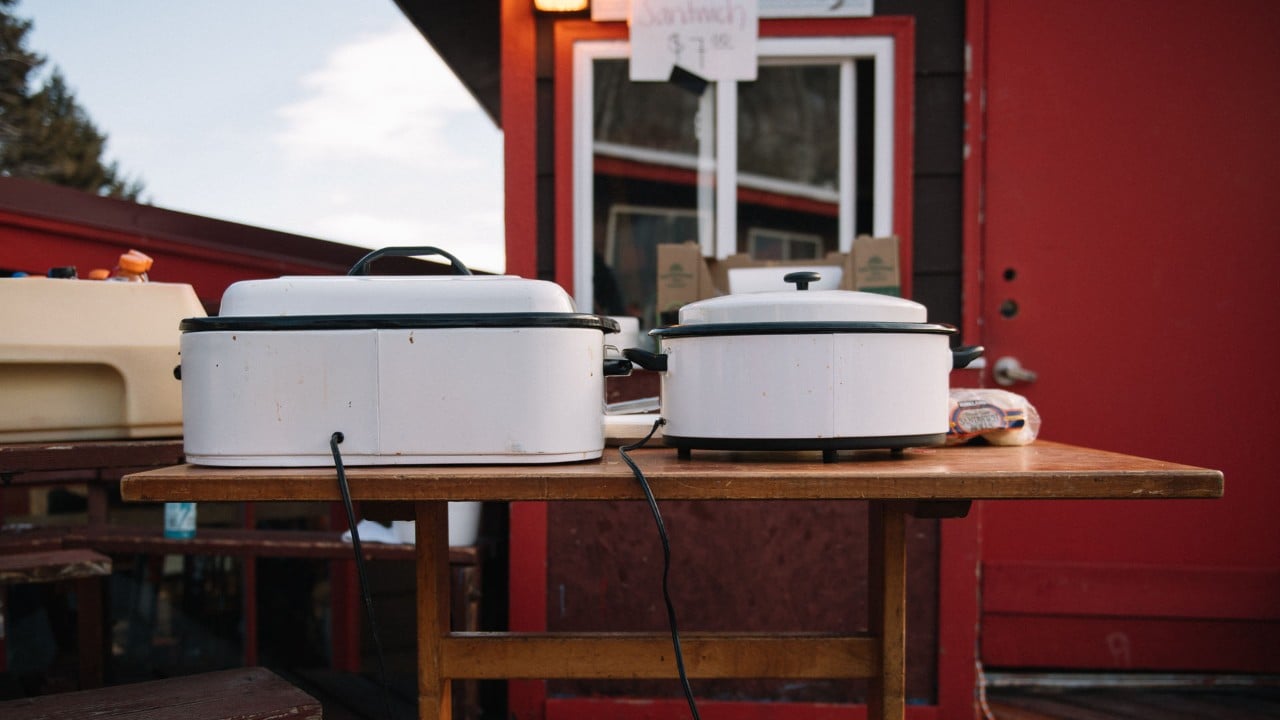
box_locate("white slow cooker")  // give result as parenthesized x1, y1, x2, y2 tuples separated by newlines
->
(625, 271, 982, 456)
(179, 247, 622, 466)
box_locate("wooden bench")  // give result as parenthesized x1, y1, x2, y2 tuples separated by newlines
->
(0, 526, 69, 556)
(62, 526, 421, 561)
(58, 525, 481, 720)
(2, 440, 485, 670)
(0, 548, 111, 584)
(0, 666, 321, 719)
(1, 523, 483, 667)
(0, 548, 112, 689)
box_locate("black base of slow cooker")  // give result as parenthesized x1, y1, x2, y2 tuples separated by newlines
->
(663, 433, 947, 462)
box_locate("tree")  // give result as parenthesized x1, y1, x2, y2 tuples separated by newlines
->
(0, 0, 144, 199)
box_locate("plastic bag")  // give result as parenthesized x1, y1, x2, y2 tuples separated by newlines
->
(946, 388, 1041, 446)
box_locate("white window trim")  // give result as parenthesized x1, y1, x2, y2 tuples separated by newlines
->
(572, 36, 895, 311)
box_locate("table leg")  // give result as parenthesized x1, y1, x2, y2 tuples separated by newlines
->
(417, 501, 453, 720)
(867, 501, 907, 720)
(75, 575, 104, 688)
(241, 503, 259, 667)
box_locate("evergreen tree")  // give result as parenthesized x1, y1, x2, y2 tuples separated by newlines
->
(0, 0, 144, 199)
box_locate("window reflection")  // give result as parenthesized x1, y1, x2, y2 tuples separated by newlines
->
(593, 59, 714, 329)
(738, 65, 840, 188)
(587, 56, 875, 329)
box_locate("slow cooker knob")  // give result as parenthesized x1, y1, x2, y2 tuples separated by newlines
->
(784, 271, 821, 291)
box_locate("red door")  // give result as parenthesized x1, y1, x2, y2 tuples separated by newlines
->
(974, 0, 1280, 672)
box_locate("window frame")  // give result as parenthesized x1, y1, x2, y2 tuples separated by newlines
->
(567, 32, 900, 312)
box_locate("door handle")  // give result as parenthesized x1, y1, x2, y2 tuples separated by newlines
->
(993, 356, 1038, 386)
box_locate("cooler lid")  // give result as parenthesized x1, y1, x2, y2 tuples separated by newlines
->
(186, 246, 617, 334)
(217, 274, 579, 317)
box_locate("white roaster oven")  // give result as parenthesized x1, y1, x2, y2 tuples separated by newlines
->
(624, 270, 983, 457)
(179, 247, 623, 467)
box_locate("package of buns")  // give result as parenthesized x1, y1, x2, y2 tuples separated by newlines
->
(946, 388, 1041, 446)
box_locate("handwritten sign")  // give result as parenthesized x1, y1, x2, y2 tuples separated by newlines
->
(629, 0, 759, 82)
(757, 0, 872, 17)
(595, 0, 869, 22)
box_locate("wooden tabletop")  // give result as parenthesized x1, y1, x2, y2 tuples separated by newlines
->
(1, 438, 185, 479)
(120, 441, 1222, 503)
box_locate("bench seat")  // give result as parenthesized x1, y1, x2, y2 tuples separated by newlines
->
(0, 666, 322, 720)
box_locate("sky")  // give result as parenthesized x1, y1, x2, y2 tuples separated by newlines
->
(15, 0, 507, 273)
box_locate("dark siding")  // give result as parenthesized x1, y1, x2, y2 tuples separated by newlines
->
(536, 18, 560, 281)
(880, 0, 968, 330)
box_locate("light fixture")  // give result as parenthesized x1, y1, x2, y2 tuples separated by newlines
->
(534, 0, 589, 11)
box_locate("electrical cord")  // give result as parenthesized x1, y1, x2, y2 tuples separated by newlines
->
(330, 432, 396, 720)
(618, 418, 701, 720)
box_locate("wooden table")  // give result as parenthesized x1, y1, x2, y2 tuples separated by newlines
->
(0, 439, 185, 524)
(120, 441, 1223, 720)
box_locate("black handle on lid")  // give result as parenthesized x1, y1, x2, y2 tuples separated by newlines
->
(784, 271, 821, 291)
(347, 246, 473, 276)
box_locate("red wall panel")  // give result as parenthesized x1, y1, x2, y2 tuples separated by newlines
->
(974, 0, 1280, 673)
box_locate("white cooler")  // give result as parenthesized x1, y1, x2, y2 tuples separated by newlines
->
(0, 277, 205, 442)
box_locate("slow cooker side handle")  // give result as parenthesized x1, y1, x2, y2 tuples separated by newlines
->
(603, 358, 634, 377)
(347, 246, 473, 276)
(623, 348, 668, 373)
(952, 345, 985, 370)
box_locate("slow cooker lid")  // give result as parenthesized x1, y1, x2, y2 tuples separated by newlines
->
(216, 274, 579, 317)
(677, 274, 929, 325)
(649, 270, 954, 338)
(190, 270, 619, 334)
(181, 312, 618, 333)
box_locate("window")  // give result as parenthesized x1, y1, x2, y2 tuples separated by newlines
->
(748, 227, 824, 260)
(573, 36, 897, 327)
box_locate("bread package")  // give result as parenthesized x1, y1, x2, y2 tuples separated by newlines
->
(947, 388, 1041, 446)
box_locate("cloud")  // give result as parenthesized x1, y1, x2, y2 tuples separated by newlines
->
(275, 26, 483, 167)
(269, 24, 507, 274)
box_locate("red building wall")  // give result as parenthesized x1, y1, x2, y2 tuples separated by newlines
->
(1, 178, 449, 310)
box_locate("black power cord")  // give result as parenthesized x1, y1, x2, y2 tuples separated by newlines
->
(330, 432, 396, 720)
(618, 418, 701, 720)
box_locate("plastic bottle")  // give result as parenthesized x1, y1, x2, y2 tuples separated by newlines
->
(110, 249, 153, 282)
(164, 502, 197, 539)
